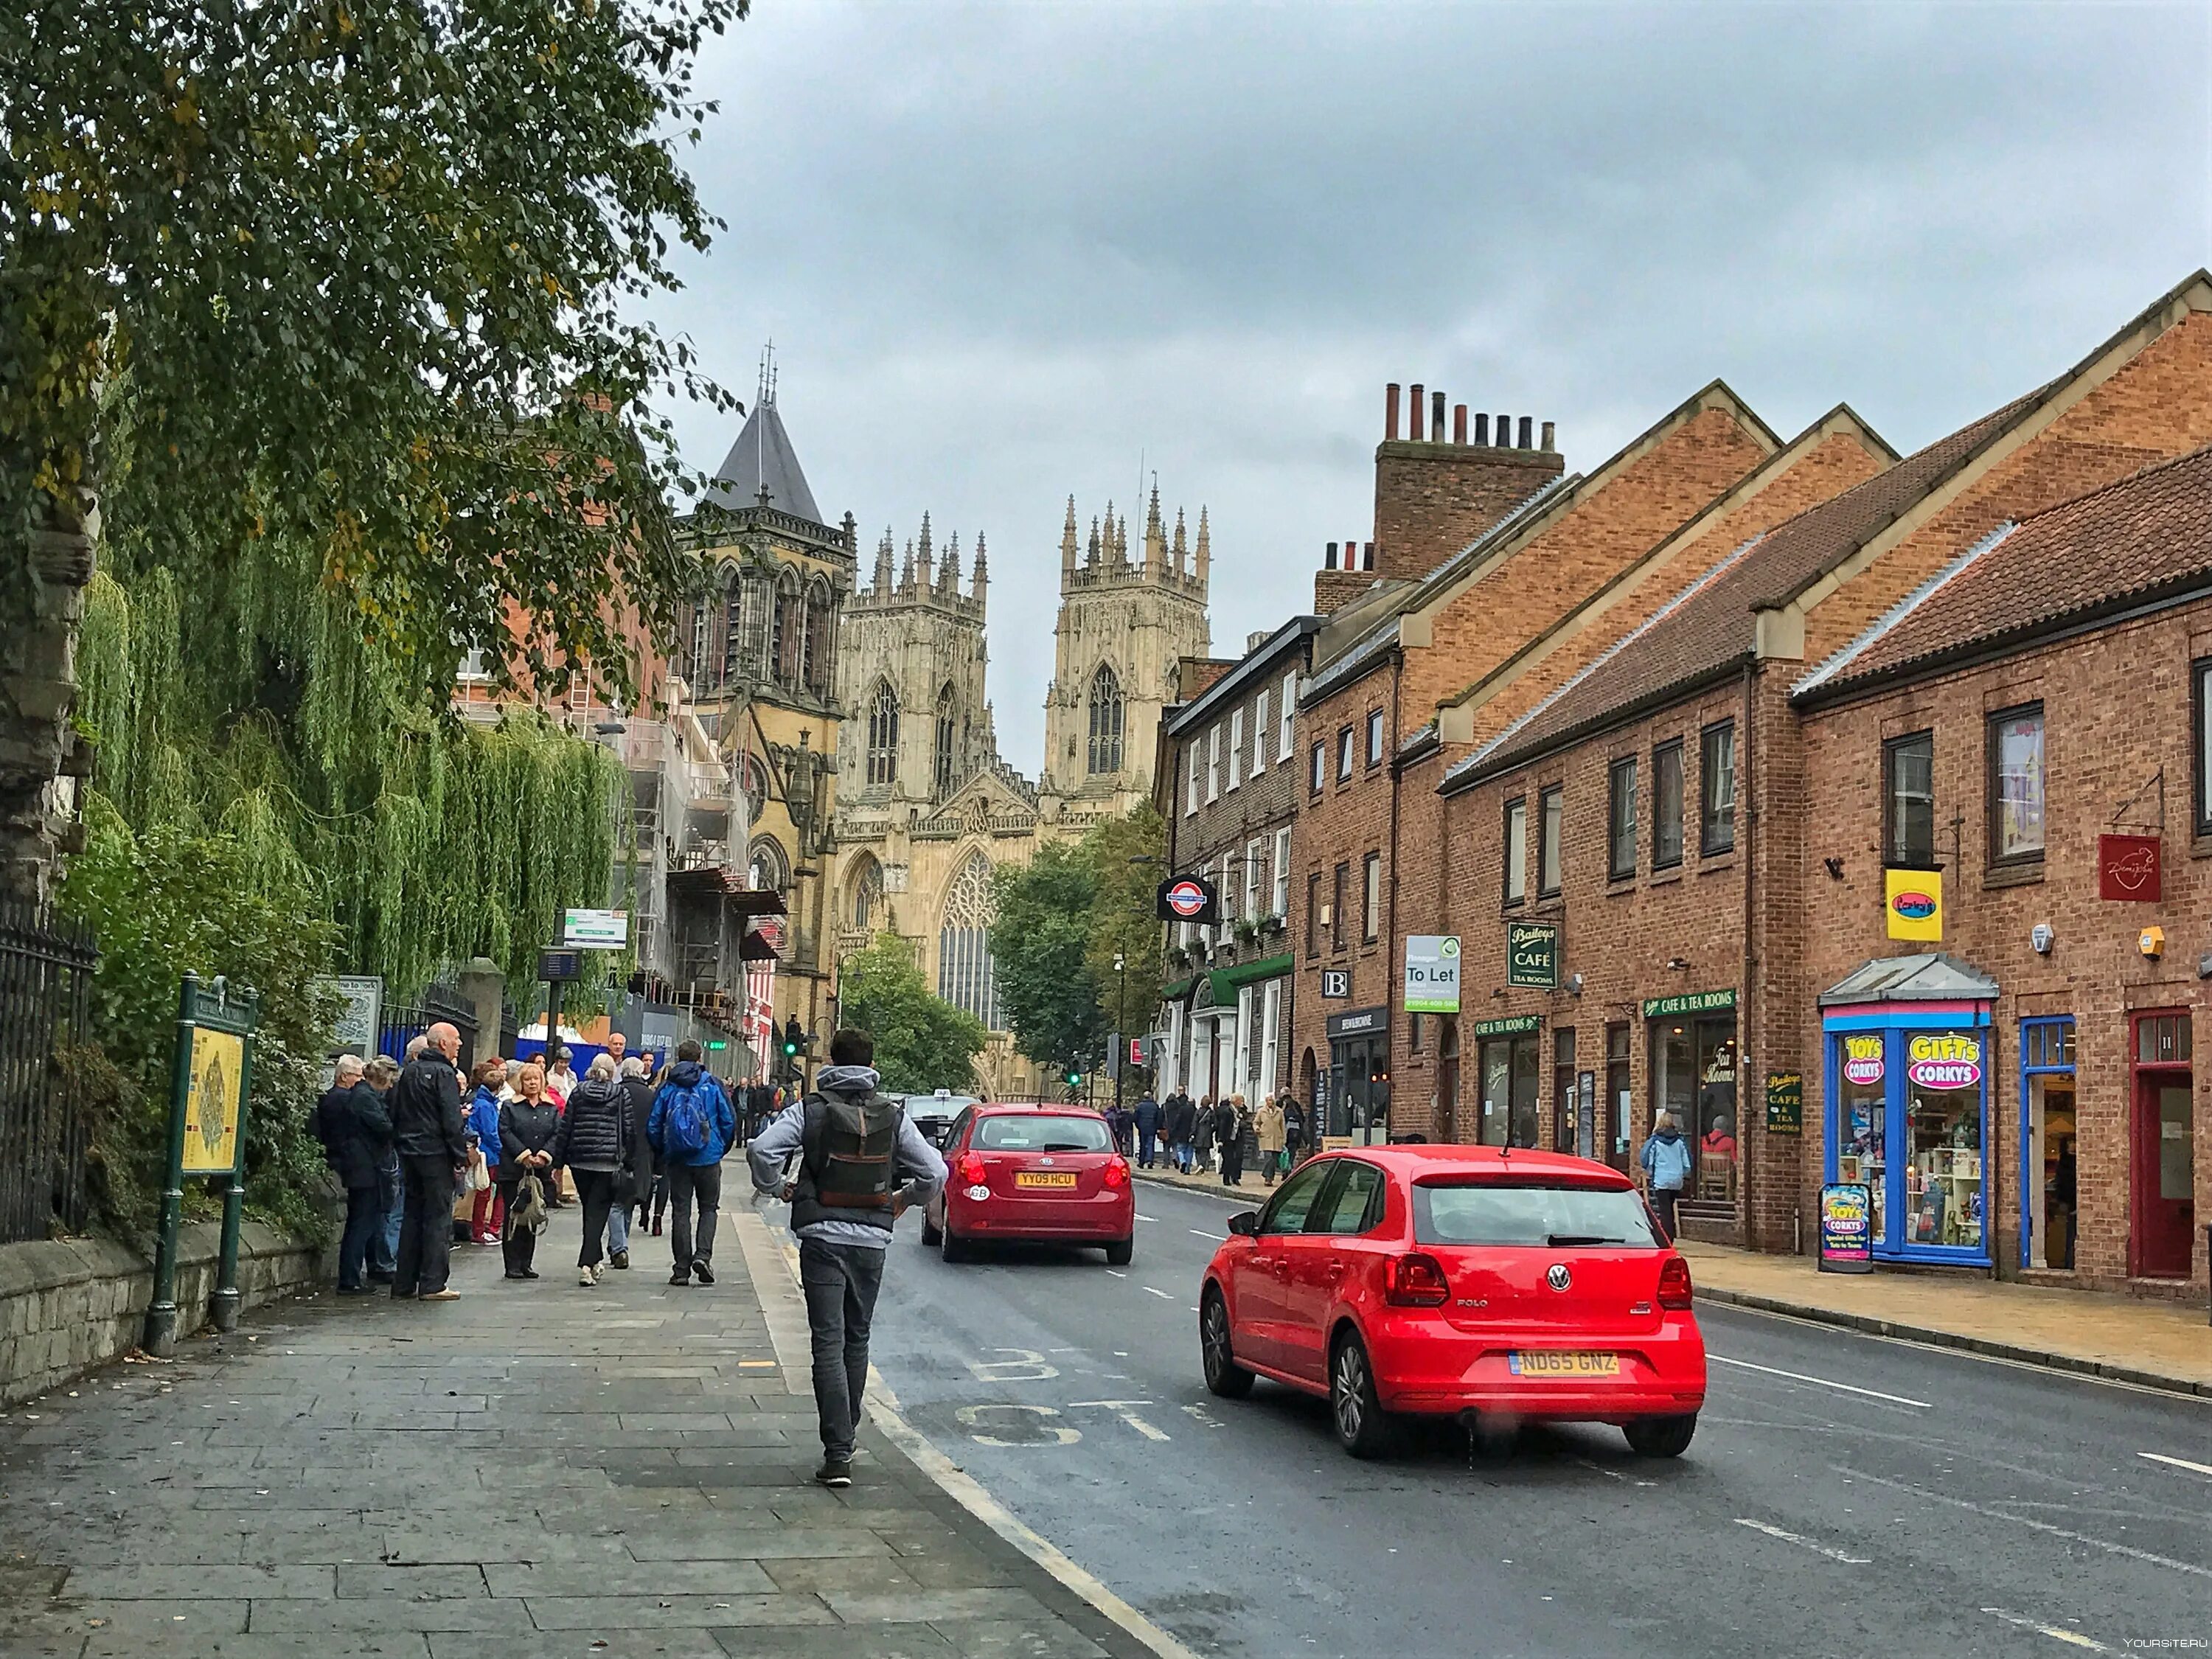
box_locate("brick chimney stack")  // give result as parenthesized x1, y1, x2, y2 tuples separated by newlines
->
(1366, 381, 1565, 581)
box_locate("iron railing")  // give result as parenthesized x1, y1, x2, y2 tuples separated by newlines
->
(375, 979, 483, 1070)
(0, 901, 98, 1242)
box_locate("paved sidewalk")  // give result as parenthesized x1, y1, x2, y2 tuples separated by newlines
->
(0, 1200, 1164, 1659)
(1129, 1164, 1276, 1203)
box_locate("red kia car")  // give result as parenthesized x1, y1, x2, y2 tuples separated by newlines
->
(923, 1105, 1135, 1265)
(1199, 1146, 1705, 1459)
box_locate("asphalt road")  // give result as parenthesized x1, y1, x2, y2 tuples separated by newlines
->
(860, 1174, 2212, 1659)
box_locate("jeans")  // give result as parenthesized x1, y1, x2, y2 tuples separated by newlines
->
(497, 1177, 538, 1276)
(798, 1237, 887, 1463)
(338, 1184, 380, 1290)
(372, 1156, 402, 1274)
(607, 1200, 630, 1257)
(1651, 1186, 1681, 1244)
(573, 1169, 617, 1268)
(393, 1155, 456, 1296)
(667, 1161, 723, 1275)
(1173, 1139, 1194, 1174)
(1137, 1126, 1157, 1167)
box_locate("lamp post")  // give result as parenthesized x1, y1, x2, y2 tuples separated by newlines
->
(1113, 952, 1127, 1115)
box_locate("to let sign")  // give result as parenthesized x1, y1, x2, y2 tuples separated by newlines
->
(1506, 921, 1559, 990)
(2097, 834, 2161, 901)
(1403, 936, 1461, 1013)
(1764, 1071, 1804, 1136)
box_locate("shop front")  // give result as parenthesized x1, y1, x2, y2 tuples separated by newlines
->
(1471, 1014, 1540, 1147)
(1819, 953, 1998, 1268)
(1642, 990, 1739, 1206)
(1325, 1006, 1391, 1145)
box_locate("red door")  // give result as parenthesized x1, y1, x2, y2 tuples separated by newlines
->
(2129, 1012, 2195, 1280)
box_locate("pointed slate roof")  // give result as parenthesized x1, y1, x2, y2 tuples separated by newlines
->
(705, 395, 824, 524)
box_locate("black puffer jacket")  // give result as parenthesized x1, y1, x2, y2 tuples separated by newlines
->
(552, 1075, 630, 1172)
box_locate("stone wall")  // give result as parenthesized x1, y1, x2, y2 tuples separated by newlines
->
(0, 1222, 325, 1407)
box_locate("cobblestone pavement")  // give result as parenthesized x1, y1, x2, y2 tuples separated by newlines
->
(0, 1201, 1159, 1659)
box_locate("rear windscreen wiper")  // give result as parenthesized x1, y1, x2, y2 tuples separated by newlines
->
(1544, 1234, 1623, 1246)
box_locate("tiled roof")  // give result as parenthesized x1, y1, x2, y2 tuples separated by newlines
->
(704, 396, 824, 524)
(1794, 442, 2212, 701)
(1447, 390, 2045, 787)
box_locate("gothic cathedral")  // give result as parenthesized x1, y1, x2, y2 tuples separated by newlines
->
(832, 487, 1211, 1097)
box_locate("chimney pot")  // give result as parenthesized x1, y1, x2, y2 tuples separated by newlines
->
(1409, 384, 1426, 442)
(1363, 541, 1376, 571)
(1518, 416, 1534, 450)
(1384, 383, 1401, 442)
(1453, 403, 1467, 445)
(1541, 420, 1556, 452)
(1474, 412, 1489, 445)
(1325, 540, 1338, 571)
(1495, 413, 1509, 446)
(1431, 389, 1446, 442)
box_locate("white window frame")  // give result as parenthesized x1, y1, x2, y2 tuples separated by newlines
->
(1272, 826, 1291, 917)
(1367, 707, 1385, 766)
(1244, 837, 1263, 922)
(1261, 978, 1281, 1101)
(1279, 672, 1297, 759)
(1253, 691, 1269, 775)
(1207, 726, 1221, 803)
(1186, 741, 1200, 817)
(1228, 709, 1244, 791)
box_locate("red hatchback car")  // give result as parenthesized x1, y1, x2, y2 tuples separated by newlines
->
(923, 1105, 1135, 1265)
(1199, 1146, 1706, 1459)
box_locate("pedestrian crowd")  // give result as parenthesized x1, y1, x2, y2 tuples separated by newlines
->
(1123, 1085, 1308, 1188)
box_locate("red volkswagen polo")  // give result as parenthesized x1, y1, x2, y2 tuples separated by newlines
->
(923, 1105, 1135, 1265)
(1198, 1146, 1705, 1459)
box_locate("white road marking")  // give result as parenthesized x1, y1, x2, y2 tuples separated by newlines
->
(1180, 1404, 1225, 1429)
(1135, 1213, 1158, 1222)
(1143, 1286, 1175, 1299)
(1070, 1399, 1173, 1441)
(967, 1349, 1059, 1383)
(1711, 1354, 1930, 1409)
(1981, 1607, 2110, 1652)
(1105, 1270, 1127, 1279)
(955, 1402, 1080, 1446)
(1837, 1466, 2212, 1580)
(1732, 1518, 1871, 1565)
(1189, 1228, 1227, 1242)
(2140, 1450, 2212, 1479)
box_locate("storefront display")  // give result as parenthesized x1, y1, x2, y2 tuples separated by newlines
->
(1473, 1015, 1540, 1147)
(1646, 992, 1737, 1204)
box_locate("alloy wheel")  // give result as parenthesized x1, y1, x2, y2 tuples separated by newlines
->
(1333, 1344, 1366, 1442)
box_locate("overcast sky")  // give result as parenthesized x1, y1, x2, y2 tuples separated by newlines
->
(650, 1, 2211, 770)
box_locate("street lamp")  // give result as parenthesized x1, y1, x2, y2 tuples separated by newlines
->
(1113, 951, 1127, 1115)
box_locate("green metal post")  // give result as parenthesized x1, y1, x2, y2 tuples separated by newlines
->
(145, 973, 200, 1358)
(209, 988, 258, 1333)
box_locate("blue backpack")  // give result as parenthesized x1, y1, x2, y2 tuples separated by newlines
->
(660, 1077, 714, 1158)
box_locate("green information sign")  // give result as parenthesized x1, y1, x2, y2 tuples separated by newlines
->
(1765, 1070, 1804, 1135)
(1506, 922, 1559, 990)
(1471, 1013, 1542, 1038)
(706, 1039, 728, 1051)
(1642, 987, 1737, 1019)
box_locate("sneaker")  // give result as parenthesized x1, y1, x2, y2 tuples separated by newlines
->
(691, 1261, 714, 1286)
(420, 1289, 460, 1303)
(668, 1268, 691, 1287)
(610, 1251, 630, 1270)
(813, 1458, 852, 1488)
(579, 1269, 595, 1287)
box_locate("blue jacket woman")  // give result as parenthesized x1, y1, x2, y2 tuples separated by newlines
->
(467, 1082, 503, 1172)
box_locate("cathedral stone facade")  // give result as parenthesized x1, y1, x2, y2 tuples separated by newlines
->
(833, 487, 1211, 1098)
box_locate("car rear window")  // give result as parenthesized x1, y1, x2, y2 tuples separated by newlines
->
(975, 1115, 1111, 1152)
(1413, 1181, 1661, 1248)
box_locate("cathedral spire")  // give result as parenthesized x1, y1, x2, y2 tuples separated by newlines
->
(972, 532, 989, 616)
(1060, 495, 1078, 587)
(941, 531, 961, 596)
(917, 510, 935, 591)
(1194, 506, 1211, 592)
(1101, 501, 1116, 568)
(900, 538, 915, 597)
(1087, 515, 1101, 567)
(874, 527, 894, 596)
(1169, 505, 1186, 581)
(1143, 484, 1164, 577)
(1117, 512, 1130, 565)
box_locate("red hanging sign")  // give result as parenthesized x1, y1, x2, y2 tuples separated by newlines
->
(2097, 834, 2161, 902)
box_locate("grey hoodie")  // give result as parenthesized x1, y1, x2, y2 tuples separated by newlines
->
(746, 1068, 947, 1248)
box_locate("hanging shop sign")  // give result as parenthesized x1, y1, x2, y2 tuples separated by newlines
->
(1884, 869, 1943, 942)
(2096, 833, 2162, 902)
(1818, 1183, 1875, 1273)
(1840, 1032, 1885, 1087)
(1905, 1032, 1983, 1091)
(1764, 1071, 1804, 1135)
(1470, 1013, 1541, 1038)
(1641, 988, 1736, 1019)
(1157, 876, 1220, 925)
(1506, 921, 1559, 990)
(1404, 935, 1462, 1013)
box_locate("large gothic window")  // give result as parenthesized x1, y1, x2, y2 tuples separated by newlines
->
(933, 684, 958, 799)
(688, 599, 710, 689)
(771, 571, 803, 686)
(849, 855, 883, 932)
(938, 852, 1001, 1029)
(866, 681, 900, 787)
(748, 836, 788, 894)
(718, 566, 744, 686)
(803, 576, 834, 697)
(1087, 662, 1124, 776)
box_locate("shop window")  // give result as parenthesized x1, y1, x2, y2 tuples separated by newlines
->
(1503, 796, 1528, 906)
(1361, 852, 1380, 943)
(1604, 1023, 1631, 1167)
(1367, 708, 1385, 768)
(1653, 1015, 1737, 1204)
(1478, 1032, 1540, 1147)
(1986, 704, 2045, 868)
(1608, 757, 1638, 882)
(1553, 1026, 1578, 1154)
(1537, 785, 1564, 897)
(2023, 1017, 2076, 1272)
(1904, 1029, 1986, 1253)
(1885, 730, 1935, 867)
(1700, 722, 1736, 856)
(1309, 740, 1326, 796)
(1337, 726, 1354, 782)
(1652, 740, 1684, 869)
(1833, 1031, 1888, 1250)
(2196, 658, 2212, 837)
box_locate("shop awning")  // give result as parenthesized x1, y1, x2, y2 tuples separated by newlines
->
(1207, 951, 1293, 1004)
(1819, 953, 1997, 1006)
(1158, 976, 1197, 1004)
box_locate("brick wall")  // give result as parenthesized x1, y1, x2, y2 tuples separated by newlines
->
(1373, 437, 1566, 582)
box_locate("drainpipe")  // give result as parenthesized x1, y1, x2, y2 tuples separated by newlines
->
(1739, 661, 1758, 1252)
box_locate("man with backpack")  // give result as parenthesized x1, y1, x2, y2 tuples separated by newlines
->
(748, 1028, 946, 1489)
(648, 1039, 739, 1286)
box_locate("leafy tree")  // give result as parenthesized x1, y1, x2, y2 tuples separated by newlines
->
(991, 843, 1106, 1079)
(1080, 804, 1167, 1052)
(834, 933, 987, 1096)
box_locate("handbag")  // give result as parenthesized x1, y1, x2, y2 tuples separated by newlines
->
(506, 1170, 547, 1237)
(464, 1149, 491, 1192)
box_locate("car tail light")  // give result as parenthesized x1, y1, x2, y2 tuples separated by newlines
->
(1385, 1252, 1450, 1307)
(954, 1151, 987, 1186)
(1102, 1156, 1130, 1190)
(1658, 1254, 1694, 1310)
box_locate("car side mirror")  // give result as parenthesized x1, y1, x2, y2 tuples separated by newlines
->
(1228, 1210, 1259, 1237)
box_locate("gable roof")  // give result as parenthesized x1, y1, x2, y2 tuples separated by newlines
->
(704, 395, 824, 524)
(1794, 442, 2212, 704)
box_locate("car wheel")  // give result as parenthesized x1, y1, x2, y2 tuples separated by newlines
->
(1200, 1288, 1253, 1399)
(919, 1208, 942, 1247)
(1623, 1413, 1697, 1458)
(1329, 1331, 1398, 1459)
(939, 1218, 973, 1264)
(1104, 1237, 1133, 1267)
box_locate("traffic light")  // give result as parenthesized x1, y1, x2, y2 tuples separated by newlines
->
(1064, 1068, 1082, 1088)
(781, 1015, 804, 1060)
